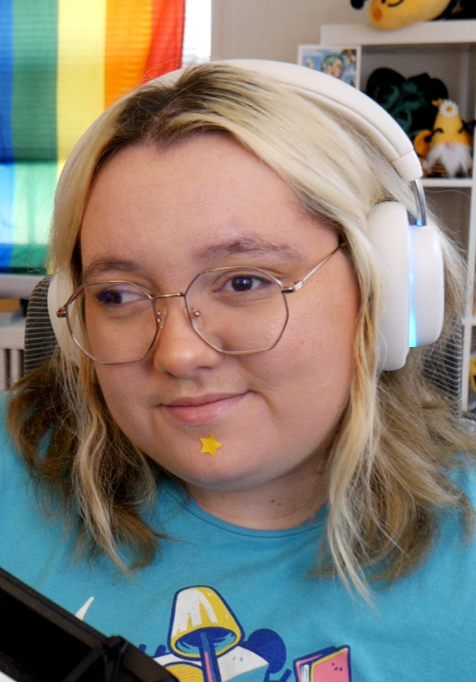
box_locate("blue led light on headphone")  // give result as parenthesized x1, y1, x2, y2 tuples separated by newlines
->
(408, 260, 418, 348)
(408, 192, 424, 349)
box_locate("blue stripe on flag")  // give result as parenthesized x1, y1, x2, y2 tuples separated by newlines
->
(0, 163, 15, 269)
(0, 0, 14, 162)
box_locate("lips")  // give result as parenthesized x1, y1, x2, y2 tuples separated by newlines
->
(161, 392, 248, 425)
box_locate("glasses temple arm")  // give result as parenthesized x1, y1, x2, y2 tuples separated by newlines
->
(282, 244, 341, 295)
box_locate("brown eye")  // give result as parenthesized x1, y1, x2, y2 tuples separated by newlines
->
(231, 276, 255, 292)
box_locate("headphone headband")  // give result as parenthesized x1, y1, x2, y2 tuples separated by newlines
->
(161, 59, 423, 184)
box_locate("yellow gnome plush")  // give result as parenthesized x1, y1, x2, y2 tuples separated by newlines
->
(414, 100, 473, 178)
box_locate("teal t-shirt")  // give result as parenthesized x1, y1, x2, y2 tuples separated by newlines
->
(1, 392, 475, 681)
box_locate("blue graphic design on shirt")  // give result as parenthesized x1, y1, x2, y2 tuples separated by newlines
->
(139, 586, 352, 682)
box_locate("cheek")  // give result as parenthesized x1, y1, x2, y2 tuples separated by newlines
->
(94, 366, 146, 431)
(296, 279, 358, 403)
(246, 277, 359, 413)
(295, 263, 359, 366)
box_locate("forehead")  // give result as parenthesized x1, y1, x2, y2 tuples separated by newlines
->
(80, 135, 336, 278)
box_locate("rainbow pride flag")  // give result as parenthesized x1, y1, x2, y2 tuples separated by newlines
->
(0, 0, 185, 273)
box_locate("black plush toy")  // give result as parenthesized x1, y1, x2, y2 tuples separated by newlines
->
(366, 68, 448, 140)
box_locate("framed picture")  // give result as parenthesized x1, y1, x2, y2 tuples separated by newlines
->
(297, 45, 361, 89)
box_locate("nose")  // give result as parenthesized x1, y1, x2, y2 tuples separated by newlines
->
(151, 297, 222, 377)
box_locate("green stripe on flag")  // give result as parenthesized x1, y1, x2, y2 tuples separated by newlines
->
(12, 161, 56, 272)
(9, 243, 48, 273)
(12, 0, 58, 161)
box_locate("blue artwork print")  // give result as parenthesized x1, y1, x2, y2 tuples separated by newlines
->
(140, 586, 352, 682)
(298, 47, 360, 89)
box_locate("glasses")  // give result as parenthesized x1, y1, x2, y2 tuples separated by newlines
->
(57, 245, 340, 365)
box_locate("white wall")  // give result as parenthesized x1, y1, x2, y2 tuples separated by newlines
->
(212, 0, 365, 62)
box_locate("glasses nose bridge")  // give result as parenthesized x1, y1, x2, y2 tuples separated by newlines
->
(152, 290, 189, 326)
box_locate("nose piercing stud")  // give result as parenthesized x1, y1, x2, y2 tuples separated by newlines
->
(200, 435, 222, 456)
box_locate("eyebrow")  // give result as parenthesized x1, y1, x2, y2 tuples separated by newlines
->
(83, 238, 300, 280)
(193, 237, 300, 262)
(82, 259, 142, 281)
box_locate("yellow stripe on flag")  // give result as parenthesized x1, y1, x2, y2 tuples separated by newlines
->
(57, 0, 107, 163)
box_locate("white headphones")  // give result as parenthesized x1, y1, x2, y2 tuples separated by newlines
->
(49, 59, 445, 371)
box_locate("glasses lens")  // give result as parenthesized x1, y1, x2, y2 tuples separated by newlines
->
(186, 268, 288, 353)
(66, 282, 158, 364)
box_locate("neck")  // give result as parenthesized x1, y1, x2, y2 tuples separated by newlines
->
(185, 469, 328, 530)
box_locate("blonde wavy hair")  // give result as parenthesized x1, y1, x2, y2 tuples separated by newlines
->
(8, 63, 476, 595)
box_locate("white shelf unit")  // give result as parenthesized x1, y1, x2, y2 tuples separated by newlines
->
(0, 275, 41, 391)
(0, 318, 25, 392)
(320, 22, 476, 410)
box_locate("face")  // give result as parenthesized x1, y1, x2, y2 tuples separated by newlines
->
(326, 60, 343, 78)
(80, 135, 359, 506)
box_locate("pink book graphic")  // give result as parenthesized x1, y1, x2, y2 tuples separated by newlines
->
(294, 645, 351, 682)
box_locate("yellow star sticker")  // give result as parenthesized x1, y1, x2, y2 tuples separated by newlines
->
(199, 435, 222, 456)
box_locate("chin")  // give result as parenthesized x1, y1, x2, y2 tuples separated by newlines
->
(175, 467, 261, 494)
(160, 455, 275, 494)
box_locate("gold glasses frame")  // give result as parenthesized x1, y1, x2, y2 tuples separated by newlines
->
(57, 244, 340, 365)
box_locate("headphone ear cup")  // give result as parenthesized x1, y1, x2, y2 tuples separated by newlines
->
(47, 271, 81, 366)
(367, 202, 445, 371)
(367, 202, 411, 371)
(409, 222, 444, 347)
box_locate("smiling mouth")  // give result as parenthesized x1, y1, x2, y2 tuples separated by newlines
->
(162, 393, 249, 425)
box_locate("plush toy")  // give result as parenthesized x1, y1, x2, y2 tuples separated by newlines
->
(351, 0, 476, 30)
(366, 68, 448, 139)
(414, 100, 473, 177)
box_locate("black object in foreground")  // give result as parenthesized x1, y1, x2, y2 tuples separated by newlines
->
(0, 567, 177, 682)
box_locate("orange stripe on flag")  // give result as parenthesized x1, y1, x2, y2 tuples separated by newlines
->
(105, 0, 153, 108)
(145, 0, 185, 80)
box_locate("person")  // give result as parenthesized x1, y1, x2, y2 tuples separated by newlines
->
(1, 60, 475, 680)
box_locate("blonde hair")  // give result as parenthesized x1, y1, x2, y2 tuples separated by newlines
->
(8, 63, 475, 592)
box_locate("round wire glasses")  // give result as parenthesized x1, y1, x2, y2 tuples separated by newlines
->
(57, 245, 340, 365)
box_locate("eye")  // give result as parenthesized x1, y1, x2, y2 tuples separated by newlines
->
(204, 269, 278, 307)
(220, 271, 275, 294)
(93, 283, 146, 306)
(229, 275, 261, 292)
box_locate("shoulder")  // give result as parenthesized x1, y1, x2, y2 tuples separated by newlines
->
(449, 457, 476, 508)
(0, 390, 9, 428)
(430, 459, 476, 575)
(0, 391, 25, 483)
(0, 391, 68, 585)
(0, 397, 39, 540)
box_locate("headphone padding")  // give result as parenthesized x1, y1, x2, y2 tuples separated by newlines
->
(410, 223, 445, 346)
(367, 202, 410, 371)
(47, 271, 81, 365)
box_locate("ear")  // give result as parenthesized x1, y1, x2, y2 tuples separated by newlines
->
(351, 0, 369, 8)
